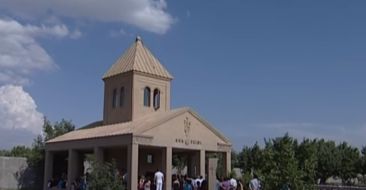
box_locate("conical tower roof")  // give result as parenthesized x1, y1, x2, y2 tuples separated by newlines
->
(103, 36, 173, 80)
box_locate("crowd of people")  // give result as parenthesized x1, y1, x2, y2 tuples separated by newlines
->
(137, 171, 209, 190)
(46, 173, 89, 190)
(214, 174, 262, 190)
(47, 170, 262, 190)
(171, 174, 207, 190)
(214, 176, 243, 190)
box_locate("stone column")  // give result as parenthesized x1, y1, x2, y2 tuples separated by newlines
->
(208, 158, 218, 190)
(225, 151, 231, 175)
(67, 149, 79, 189)
(127, 143, 138, 190)
(200, 150, 205, 178)
(165, 147, 172, 190)
(94, 147, 104, 163)
(43, 151, 54, 190)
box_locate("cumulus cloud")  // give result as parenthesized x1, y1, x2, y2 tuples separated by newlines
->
(0, 85, 43, 134)
(0, 18, 79, 85)
(109, 28, 131, 38)
(0, 0, 175, 34)
(70, 29, 82, 39)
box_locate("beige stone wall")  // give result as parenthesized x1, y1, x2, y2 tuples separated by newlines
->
(103, 72, 171, 124)
(103, 72, 133, 124)
(141, 112, 228, 151)
(132, 73, 171, 120)
(0, 157, 29, 190)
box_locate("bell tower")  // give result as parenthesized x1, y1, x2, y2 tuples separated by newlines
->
(102, 37, 173, 125)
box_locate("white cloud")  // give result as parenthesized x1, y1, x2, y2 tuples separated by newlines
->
(0, 85, 43, 134)
(109, 28, 131, 38)
(0, 18, 80, 85)
(0, 0, 175, 34)
(70, 29, 82, 39)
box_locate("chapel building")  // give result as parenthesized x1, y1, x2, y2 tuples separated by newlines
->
(43, 37, 232, 190)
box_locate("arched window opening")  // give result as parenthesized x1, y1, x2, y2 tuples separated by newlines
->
(119, 87, 125, 107)
(112, 88, 117, 108)
(144, 87, 151, 107)
(153, 89, 160, 110)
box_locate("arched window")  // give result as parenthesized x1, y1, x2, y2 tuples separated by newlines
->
(153, 89, 160, 110)
(119, 87, 125, 107)
(112, 88, 117, 108)
(143, 87, 151, 107)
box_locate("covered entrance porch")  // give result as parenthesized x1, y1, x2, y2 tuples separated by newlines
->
(45, 140, 230, 190)
(44, 108, 232, 190)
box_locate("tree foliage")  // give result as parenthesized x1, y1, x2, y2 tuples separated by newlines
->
(86, 156, 124, 190)
(361, 147, 366, 175)
(43, 118, 75, 141)
(337, 142, 360, 184)
(0, 145, 32, 157)
(260, 134, 307, 190)
(29, 118, 75, 189)
(315, 139, 338, 184)
(236, 134, 364, 189)
(172, 154, 188, 175)
(295, 139, 317, 187)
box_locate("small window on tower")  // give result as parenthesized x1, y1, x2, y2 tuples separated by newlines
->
(112, 88, 117, 108)
(119, 87, 125, 107)
(153, 89, 160, 110)
(144, 87, 151, 107)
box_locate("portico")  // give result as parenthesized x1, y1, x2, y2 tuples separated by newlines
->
(44, 37, 231, 190)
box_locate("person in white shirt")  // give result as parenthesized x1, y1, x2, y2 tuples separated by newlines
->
(249, 174, 261, 190)
(230, 178, 237, 190)
(196, 176, 204, 188)
(154, 169, 164, 190)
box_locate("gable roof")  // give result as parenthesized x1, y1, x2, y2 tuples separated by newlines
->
(47, 107, 231, 145)
(103, 36, 173, 80)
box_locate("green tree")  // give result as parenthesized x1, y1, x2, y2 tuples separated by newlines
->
(231, 150, 239, 168)
(336, 142, 360, 184)
(43, 118, 75, 141)
(172, 154, 187, 175)
(359, 147, 366, 184)
(261, 134, 306, 190)
(315, 139, 339, 184)
(87, 156, 124, 190)
(361, 147, 366, 174)
(295, 139, 317, 188)
(237, 142, 265, 176)
(238, 146, 251, 172)
(236, 134, 365, 188)
(9, 146, 33, 157)
(20, 118, 75, 190)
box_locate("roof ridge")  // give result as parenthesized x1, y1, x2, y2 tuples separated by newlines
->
(45, 107, 231, 145)
(103, 36, 173, 80)
(131, 39, 138, 71)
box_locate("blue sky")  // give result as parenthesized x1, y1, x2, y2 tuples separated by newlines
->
(0, 0, 365, 150)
